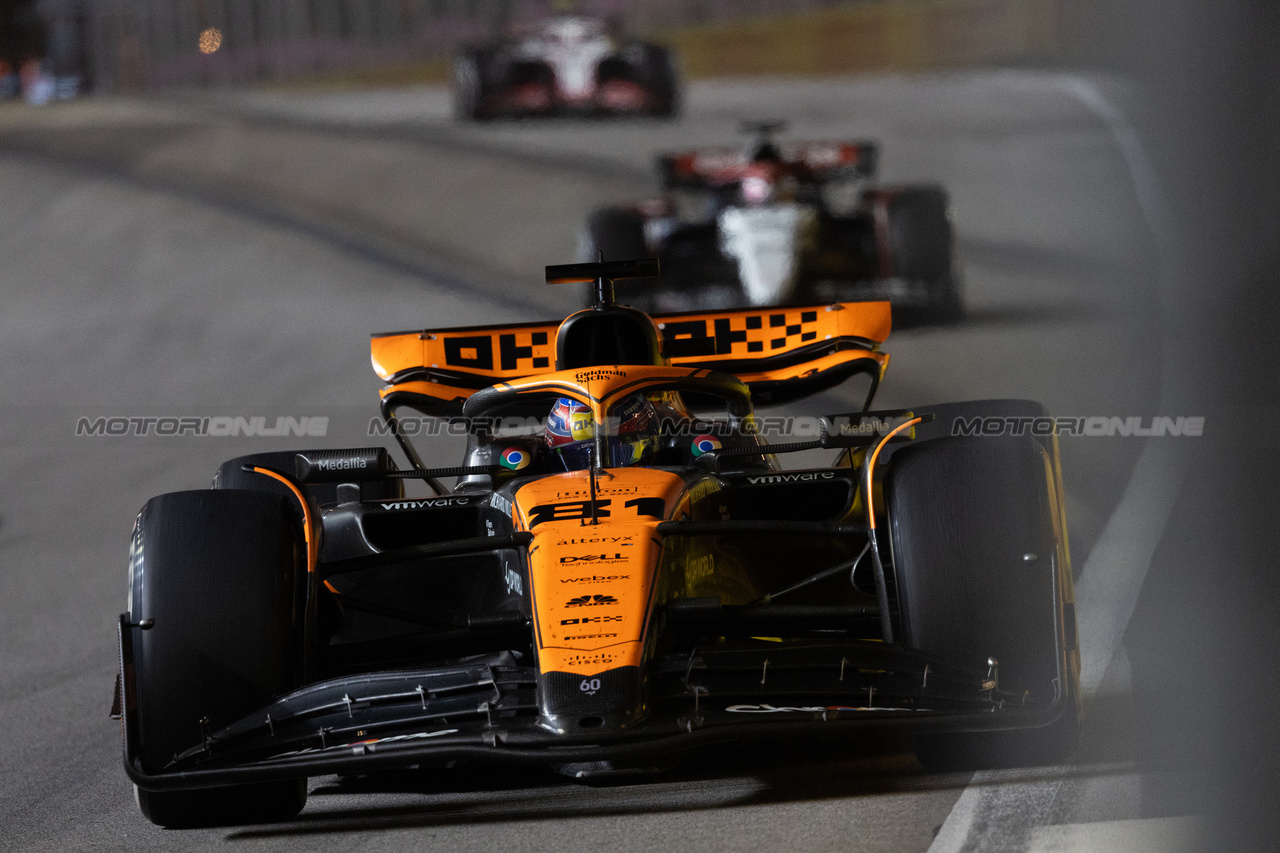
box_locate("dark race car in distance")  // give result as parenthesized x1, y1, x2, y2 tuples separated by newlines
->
(454, 15, 678, 120)
(580, 122, 962, 321)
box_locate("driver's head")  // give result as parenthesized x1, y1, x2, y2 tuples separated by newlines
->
(739, 161, 791, 205)
(545, 394, 658, 470)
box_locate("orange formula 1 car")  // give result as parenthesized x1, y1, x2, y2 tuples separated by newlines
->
(114, 258, 1079, 827)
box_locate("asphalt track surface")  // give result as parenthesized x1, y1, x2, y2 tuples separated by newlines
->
(0, 71, 1192, 851)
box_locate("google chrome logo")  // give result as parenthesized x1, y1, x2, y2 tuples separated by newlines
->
(500, 447, 531, 470)
(691, 435, 722, 457)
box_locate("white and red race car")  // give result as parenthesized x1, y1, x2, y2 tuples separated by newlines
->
(581, 122, 963, 322)
(454, 15, 679, 119)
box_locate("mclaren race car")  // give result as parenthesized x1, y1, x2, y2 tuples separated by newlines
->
(114, 258, 1078, 827)
(580, 122, 962, 320)
(454, 15, 678, 120)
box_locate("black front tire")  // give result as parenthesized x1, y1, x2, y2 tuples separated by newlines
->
(886, 434, 1081, 770)
(127, 489, 307, 826)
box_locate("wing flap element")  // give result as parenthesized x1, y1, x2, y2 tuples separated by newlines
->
(374, 302, 890, 413)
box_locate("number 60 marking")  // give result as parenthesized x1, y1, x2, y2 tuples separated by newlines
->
(580, 678, 601, 695)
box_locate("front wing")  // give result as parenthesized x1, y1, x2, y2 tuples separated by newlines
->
(119, 619, 1073, 791)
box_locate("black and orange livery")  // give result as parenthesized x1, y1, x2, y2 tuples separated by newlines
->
(116, 258, 1080, 827)
(371, 301, 891, 414)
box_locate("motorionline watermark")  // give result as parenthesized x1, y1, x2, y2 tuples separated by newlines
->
(72, 413, 1205, 441)
(953, 415, 1205, 438)
(370, 415, 853, 439)
(368, 414, 1206, 439)
(75, 416, 329, 437)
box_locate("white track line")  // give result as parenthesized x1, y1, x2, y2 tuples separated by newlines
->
(1074, 440, 1186, 692)
(928, 72, 1189, 853)
(1058, 74, 1190, 693)
(1028, 816, 1207, 853)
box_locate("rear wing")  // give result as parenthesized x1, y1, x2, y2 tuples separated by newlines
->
(660, 141, 877, 189)
(372, 301, 891, 415)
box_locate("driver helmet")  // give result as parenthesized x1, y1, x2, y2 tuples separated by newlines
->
(740, 162, 789, 205)
(545, 394, 659, 470)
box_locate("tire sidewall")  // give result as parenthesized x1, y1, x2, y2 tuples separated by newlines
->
(129, 489, 301, 774)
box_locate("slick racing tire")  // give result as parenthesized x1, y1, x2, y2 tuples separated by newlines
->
(879, 399, 1062, 463)
(128, 489, 307, 827)
(874, 397, 1076, 578)
(581, 207, 648, 261)
(885, 434, 1081, 771)
(922, 269, 963, 324)
(453, 49, 491, 120)
(880, 185, 961, 322)
(635, 44, 680, 118)
(579, 207, 652, 307)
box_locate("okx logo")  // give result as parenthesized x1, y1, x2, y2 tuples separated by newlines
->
(565, 594, 618, 607)
(561, 615, 623, 625)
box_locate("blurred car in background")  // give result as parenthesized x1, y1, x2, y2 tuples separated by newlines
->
(453, 14, 679, 120)
(0, 0, 86, 103)
(580, 122, 962, 321)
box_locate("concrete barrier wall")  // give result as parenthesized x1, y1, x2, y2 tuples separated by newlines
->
(72, 0, 1086, 92)
(670, 0, 1064, 79)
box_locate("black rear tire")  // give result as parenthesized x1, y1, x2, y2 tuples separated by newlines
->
(637, 44, 679, 118)
(581, 207, 648, 261)
(454, 49, 491, 120)
(886, 434, 1081, 770)
(128, 489, 307, 826)
(882, 185, 961, 322)
(580, 207, 653, 308)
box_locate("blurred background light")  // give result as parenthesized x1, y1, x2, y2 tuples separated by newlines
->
(197, 27, 221, 55)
